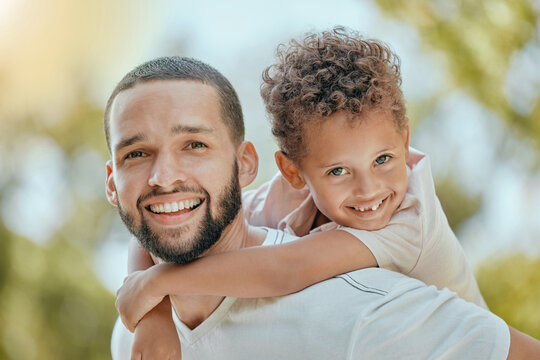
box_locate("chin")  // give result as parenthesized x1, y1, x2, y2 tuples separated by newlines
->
(351, 216, 391, 232)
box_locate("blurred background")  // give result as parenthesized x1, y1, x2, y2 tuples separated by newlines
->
(0, 0, 539, 358)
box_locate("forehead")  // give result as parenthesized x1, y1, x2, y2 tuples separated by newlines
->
(109, 80, 228, 149)
(302, 110, 404, 163)
(306, 110, 399, 141)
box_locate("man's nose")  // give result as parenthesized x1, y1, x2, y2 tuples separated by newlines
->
(148, 152, 188, 189)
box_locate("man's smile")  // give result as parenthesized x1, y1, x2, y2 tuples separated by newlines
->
(148, 198, 203, 214)
(142, 195, 207, 227)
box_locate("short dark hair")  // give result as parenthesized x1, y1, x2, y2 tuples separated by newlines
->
(261, 27, 406, 164)
(103, 56, 244, 152)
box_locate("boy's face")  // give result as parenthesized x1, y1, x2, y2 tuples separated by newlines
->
(298, 110, 409, 231)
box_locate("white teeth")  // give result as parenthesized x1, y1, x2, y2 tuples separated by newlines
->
(150, 199, 202, 213)
(354, 199, 384, 212)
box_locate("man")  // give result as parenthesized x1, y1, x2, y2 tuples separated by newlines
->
(105, 56, 539, 359)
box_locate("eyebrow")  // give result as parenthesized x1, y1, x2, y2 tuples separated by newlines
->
(114, 133, 147, 154)
(317, 146, 401, 168)
(318, 161, 342, 169)
(114, 124, 215, 154)
(171, 124, 214, 135)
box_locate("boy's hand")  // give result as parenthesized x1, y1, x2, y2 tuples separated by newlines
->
(132, 297, 182, 360)
(116, 267, 166, 332)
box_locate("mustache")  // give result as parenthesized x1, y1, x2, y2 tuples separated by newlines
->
(136, 184, 208, 209)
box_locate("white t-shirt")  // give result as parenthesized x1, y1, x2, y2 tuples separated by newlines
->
(243, 148, 487, 308)
(111, 228, 509, 360)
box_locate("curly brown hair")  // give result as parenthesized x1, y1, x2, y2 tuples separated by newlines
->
(261, 27, 406, 164)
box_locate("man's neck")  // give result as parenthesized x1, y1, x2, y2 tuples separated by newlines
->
(169, 209, 267, 329)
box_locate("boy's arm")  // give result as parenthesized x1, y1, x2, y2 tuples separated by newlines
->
(128, 237, 154, 272)
(130, 297, 181, 360)
(122, 237, 181, 359)
(507, 327, 540, 359)
(117, 230, 377, 330)
(163, 229, 377, 297)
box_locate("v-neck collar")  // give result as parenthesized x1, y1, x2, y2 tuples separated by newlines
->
(171, 228, 281, 345)
(172, 295, 238, 345)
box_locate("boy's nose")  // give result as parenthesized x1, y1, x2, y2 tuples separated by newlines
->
(148, 152, 188, 189)
(352, 172, 380, 197)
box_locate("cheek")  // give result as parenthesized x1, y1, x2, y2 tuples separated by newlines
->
(115, 169, 147, 203)
(308, 183, 340, 215)
(392, 167, 409, 198)
(116, 172, 136, 192)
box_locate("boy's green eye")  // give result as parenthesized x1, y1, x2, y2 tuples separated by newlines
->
(329, 167, 348, 176)
(375, 155, 390, 165)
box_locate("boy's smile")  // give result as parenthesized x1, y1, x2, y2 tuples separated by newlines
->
(297, 110, 410, 231)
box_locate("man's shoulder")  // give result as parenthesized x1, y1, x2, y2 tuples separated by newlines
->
(261, 227, 299, 245)
(311, 267, 425, 303)
(260, 228, 422, 295)
(335, 267, 418, 294)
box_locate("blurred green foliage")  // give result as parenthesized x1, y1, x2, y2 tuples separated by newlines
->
(477, 254, 540, 338)
(375, 0, 540, 156)
(0, 98, 118, 359)
(375, 0, 540, 339)
(0, 230, 117, 359)
(435, 176, 481, 231)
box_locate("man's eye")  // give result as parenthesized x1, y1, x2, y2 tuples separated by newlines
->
(329, 167, 348, 176)
(375, 155, 391, 165)
(125, 151, 145, 159)
(187, 142, 207, 150)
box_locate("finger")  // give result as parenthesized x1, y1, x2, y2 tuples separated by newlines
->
(120, 314, 135, 333)
(129, 316, 142, 333)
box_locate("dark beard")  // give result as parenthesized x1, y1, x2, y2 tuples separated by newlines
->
(118, 162, 242, 264)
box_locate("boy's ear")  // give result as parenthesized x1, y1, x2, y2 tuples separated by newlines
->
(236, 141, 259, 188)
(105, 160, 118, 207)
(275, 151, 306, 189)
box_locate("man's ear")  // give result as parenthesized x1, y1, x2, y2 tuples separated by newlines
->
(236, 141, 259, 188)
(275, 151, 306, 189)
(105, 160, 118, 207)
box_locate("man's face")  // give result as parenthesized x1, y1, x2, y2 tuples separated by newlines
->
(106, 80, 242, 264)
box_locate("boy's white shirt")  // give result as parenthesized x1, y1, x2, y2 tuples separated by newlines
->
(243, 147, 487, 308)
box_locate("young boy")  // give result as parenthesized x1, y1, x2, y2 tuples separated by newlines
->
(116, 27, 486, 356)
